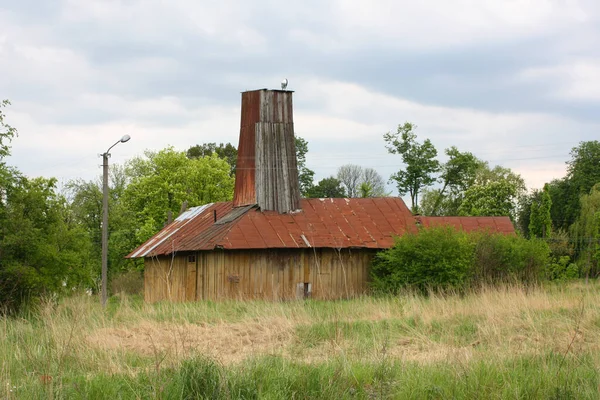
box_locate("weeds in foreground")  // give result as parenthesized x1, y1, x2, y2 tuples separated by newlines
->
(0, 281, 599, 398)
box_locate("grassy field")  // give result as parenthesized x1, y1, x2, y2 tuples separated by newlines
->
(1, 282, 600, 399)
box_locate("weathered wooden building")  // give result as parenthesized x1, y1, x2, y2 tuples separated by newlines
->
(128, 89, 515, 302)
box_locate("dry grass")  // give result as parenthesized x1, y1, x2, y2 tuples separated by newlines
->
(72, 283, 600, 365)
(2, 281, 599, 397)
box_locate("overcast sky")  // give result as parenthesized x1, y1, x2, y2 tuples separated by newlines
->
(1, 0, 599, 194)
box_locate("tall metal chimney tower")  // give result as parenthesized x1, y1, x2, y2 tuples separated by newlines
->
(233, 89, 301, 213)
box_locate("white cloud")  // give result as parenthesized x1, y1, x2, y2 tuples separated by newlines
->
(519, 59, 600, 101)
(59, 0, 268, 52)
(290, 79, 594, 190)
(291, 0, 595, 51)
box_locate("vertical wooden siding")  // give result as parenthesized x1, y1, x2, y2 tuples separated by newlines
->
(144, 249, 375, 302)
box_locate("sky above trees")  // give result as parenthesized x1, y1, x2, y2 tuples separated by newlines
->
(1, 0, 599, 192)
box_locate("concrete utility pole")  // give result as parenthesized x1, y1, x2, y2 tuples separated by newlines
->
(101, 135, 131, 307)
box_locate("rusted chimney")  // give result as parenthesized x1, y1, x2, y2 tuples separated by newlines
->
(233, 89, 301, 213)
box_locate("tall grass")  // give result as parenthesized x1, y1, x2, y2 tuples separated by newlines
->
(1, 282, 599, 398)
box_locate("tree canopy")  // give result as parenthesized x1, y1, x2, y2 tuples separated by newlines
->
(124, 147, 234, 243)
(187, 142, 238, 175)
(295, 137, 316, 197)
(306, 177, 346, 198)
(384, 122, 439, 212)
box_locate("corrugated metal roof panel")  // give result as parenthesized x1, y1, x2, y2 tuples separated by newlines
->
(128, 199, 516, 258)
(128, 203, 214, 258)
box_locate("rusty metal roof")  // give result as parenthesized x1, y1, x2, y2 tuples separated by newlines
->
(417, 216, 515, 234)
(128, 197, 417, 257)
(127, 199, 516, 258)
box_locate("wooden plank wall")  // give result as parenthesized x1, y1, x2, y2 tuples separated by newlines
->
(144, 248, 375, 302)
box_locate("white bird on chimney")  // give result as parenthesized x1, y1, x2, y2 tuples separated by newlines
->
(281, 78, 288, 90)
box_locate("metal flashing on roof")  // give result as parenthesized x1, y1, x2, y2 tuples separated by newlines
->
(175, 203, 213, 221)
(215, 205, 255, 225)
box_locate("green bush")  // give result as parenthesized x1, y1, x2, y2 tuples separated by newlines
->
(370, 227, 474, 293)
(546, 256, 579, 281)
(473, 233, 549, 284)
(371, 227, 550, 293)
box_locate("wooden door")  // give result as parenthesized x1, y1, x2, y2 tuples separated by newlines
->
(185, 253, 198, 301)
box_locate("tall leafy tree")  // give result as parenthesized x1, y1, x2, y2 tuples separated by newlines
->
(66, 167, 136, 276)
(548, 141, 600, 231)
(516, 189, 541, 237)
(529, 184, 552, 238)
(0, 100, 17, 160)
(124, 147, 234, 244)
(307, 177, 346, 198)
(295, 137, 315, 197)
(457, 163, 526, 219)
(0, 102, 94, 311)
(546, 178, 572, 231)
(384, 122, 439, 212)
(571, 184, 600, 279)
(187, 142, 238, 175)
(567, 141, 600, 197)
(458, 180, 519, 218)
(429, 147, 482, 215)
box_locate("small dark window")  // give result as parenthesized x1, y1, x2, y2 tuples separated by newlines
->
(303, 282, 312, 299)
(188, 255, 196, 263)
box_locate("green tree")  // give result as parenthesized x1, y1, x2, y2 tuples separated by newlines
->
(1, 175, 94, 311)
(516, 189, 541, 237)
(458, 180, 519, 218)
(463, 164, 526, 220)
(546, 178, 572, 231)
(549, 141, 600, 231)
(428, 147, 482, 215)
(359, 182, 374, 198)
(567, 141, 600, 197)
(187, 142, 238, 175)
(124, 147, 234, 244)
(0, 101, 94, 311)
(306, 177, 346, 198)
(529, 184, 552, 238)
(570, 184, 600, 279)
(66, 166, 137, 278)
(0, 99, 17, 160)
(384, 122, 439, 212)
(295, 137, 315, 197)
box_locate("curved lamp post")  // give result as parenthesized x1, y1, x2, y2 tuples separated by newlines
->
(101, 134, 131, 307)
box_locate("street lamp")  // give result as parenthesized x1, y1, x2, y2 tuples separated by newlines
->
(101, 134, 131, 307)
